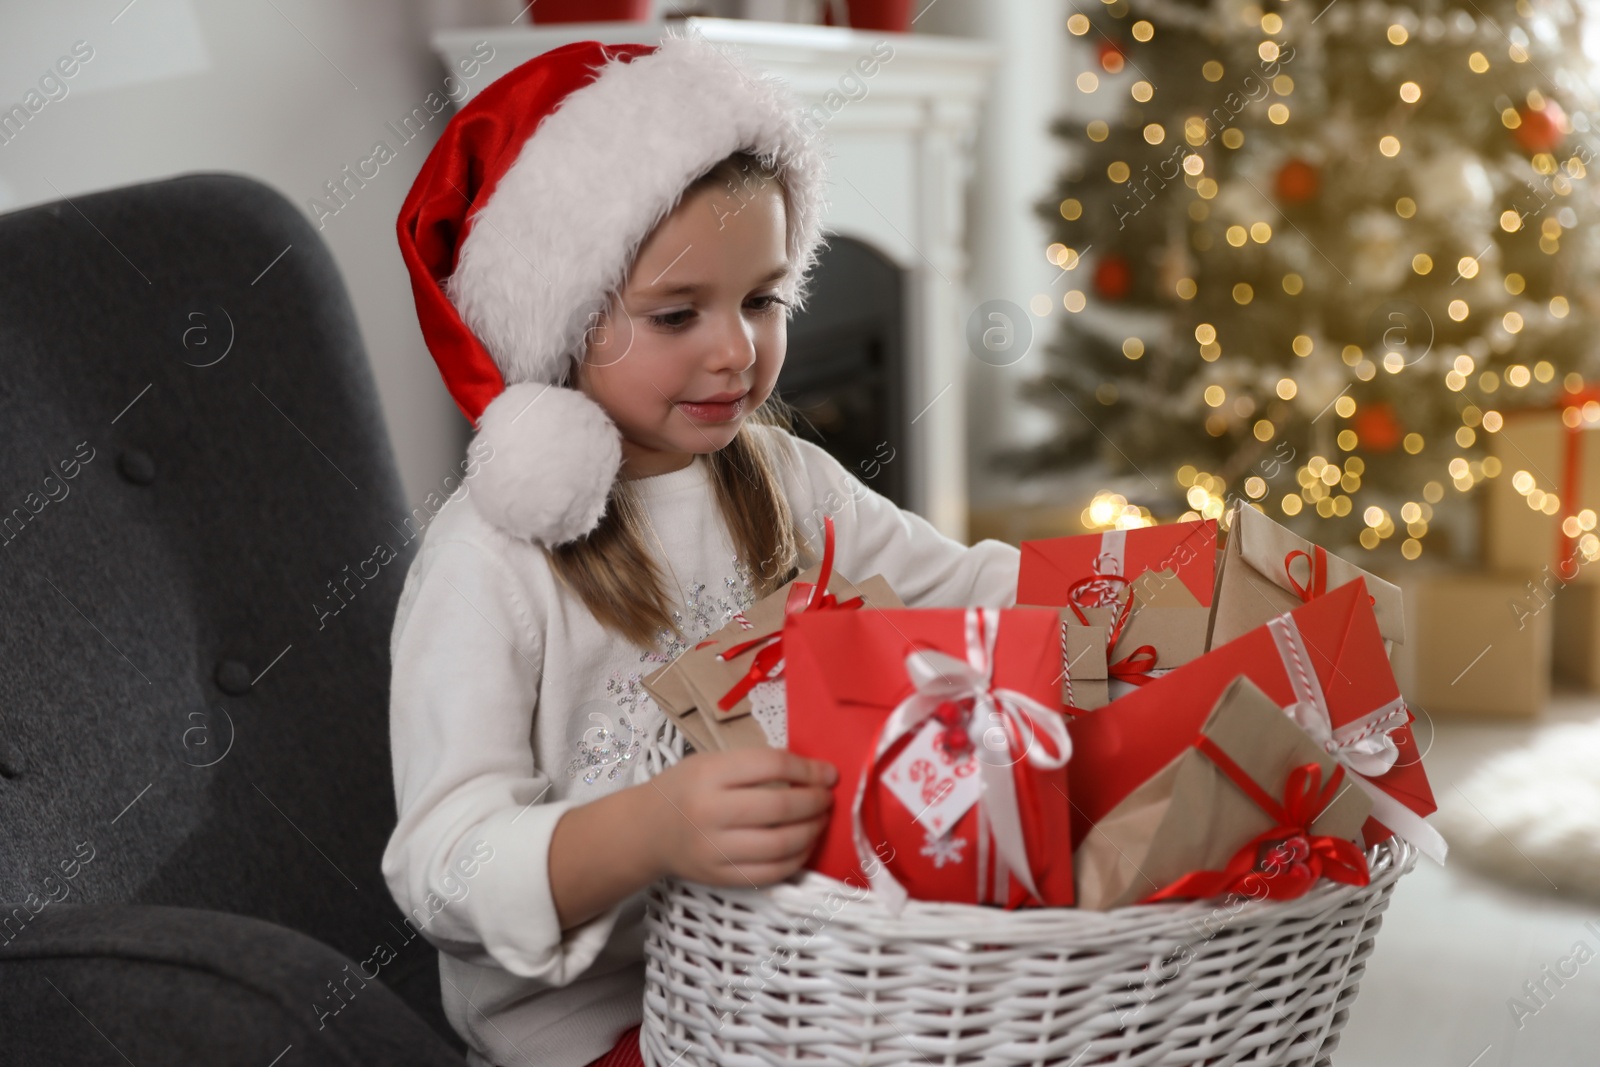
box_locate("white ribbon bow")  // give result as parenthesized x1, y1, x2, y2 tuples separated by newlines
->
(1267, 614, 1448, 863)
(852, 608, 1072, 914)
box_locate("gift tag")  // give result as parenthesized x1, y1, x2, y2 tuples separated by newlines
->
(880, 721, 982, 834)
(747, 678, 786, 747)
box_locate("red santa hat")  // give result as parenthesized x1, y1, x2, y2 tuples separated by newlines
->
(396, 30, 830, 547)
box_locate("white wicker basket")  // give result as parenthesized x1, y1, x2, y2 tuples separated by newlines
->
(639, 723, 1417, 1066)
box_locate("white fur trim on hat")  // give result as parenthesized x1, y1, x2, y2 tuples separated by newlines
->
(445, 29, 831, 389)
(469, 383, 622, 546)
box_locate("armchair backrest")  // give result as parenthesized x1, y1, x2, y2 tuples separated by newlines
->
(0, 173, 434, 1011)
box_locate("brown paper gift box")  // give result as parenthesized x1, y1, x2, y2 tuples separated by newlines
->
(640, 651, 732, 755)
(1554, 582, 1600, 688)
(1030, 568, 1209, 711)
(1408, 570, 1551, 717)
(641, 562, 901, 752)
(1465, 400, 1600, 684)
(678, 571, 901, 726)
(1073, 675, 1372, 911)
(1209, 501, 1405, 653)
(1058, 620, 1111, 710)
(1484, 406, 1600, 582)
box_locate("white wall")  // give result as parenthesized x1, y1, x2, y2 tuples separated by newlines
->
(917, 0, 1078, 511)
(0, 0, 1072, 516)
(0, 0, 533, 507)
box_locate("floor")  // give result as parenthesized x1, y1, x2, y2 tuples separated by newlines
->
(1336, 689, 1600, 1066)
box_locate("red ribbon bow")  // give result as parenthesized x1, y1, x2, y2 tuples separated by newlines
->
(1107, 643, 1159, 686)
(1283, 545, 1328, 603)
(713, 513, 864, 712)
(1066, 572, 1133, 644)
(1140, 734, 1371, 904)
(1283, 544, 1378, 611)
(1062, 573, 1161, 701)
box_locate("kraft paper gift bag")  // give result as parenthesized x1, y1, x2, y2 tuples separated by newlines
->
(640, 652, 734, 755)
(1044, 568, 1211, 711)
(1067, 579, 1444, 865)
(677, 569, 901, 731)
(1074, 676, 1372, 910)
(642, 513, 902, 752)
(1208, 501, 1405, 653)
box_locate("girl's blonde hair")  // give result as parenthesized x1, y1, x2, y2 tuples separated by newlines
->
(548, 150, 807, 648)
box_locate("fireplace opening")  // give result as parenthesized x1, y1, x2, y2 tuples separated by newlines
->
(776, 233, 907, 508)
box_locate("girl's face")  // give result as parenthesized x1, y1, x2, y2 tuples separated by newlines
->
(573, 174, 791, 480)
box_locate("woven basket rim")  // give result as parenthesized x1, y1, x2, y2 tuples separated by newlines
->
(652, 838, 1417, 941)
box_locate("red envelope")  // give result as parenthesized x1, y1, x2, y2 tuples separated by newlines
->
(1019, 519, 1220, 610)
(786, 606, 1074, 908)
(1066, 579, 1441, 862)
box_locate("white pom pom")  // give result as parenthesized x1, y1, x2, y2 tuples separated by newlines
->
(468, 383, 622, 546)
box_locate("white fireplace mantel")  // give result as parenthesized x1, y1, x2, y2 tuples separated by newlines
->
(433, 18, 998, 539)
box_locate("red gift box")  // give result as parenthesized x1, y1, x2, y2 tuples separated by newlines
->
(786, 605, 1074, 911)
(1019, 519, 1220, 610)
(1066, 579, 1445, 864)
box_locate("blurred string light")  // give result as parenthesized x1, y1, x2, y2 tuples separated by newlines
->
(1081, 490, 1157, 530)
(1052, 0, 1600, 559)
(1174, 465, 1229, 520)
(1504, 402, 1600, 529)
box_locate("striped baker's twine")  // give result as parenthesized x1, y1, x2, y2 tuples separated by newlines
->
(1059, 619, 1074, 707)
(1337, 702, 1410, 746)
(1273, 615, 1318, 703)
(1269, 613, 1408, 754)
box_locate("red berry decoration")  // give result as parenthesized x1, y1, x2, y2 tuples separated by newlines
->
(1274, 158, 1321, 204)
(1254, 834, 1316, 895)
(939, 727, 972, 756)
(1514, 102, 1567, 155)
(1093, 254, 1133, 300)
(1098, 39, 1126, 74)
(1353, 402, 1404, 452)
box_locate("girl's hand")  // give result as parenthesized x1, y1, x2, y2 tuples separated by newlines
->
(646, 748, 838, 887)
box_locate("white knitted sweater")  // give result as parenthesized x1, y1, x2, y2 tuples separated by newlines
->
(381, 424, 1021, 1067)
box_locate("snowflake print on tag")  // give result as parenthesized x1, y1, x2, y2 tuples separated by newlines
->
(920, 827, 967, 869)
(880, 721, 982, 834)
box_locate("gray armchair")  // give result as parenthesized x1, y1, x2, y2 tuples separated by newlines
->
(0, 173, 469, 1065)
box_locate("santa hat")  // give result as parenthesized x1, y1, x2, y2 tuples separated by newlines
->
(396, 30, 830, 547)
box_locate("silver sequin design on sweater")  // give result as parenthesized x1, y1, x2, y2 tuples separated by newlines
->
(566, 555, 758, 784)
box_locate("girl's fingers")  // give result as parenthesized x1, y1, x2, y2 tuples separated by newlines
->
(712, 748, 838, 790)
(712, 859, 806, 889)
(662, 788, 827, 843)
(714, 815, 828, 866)
(726, 784, 834, 828)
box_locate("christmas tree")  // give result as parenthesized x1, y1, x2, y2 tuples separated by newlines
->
(1002, 0, 1600, 558)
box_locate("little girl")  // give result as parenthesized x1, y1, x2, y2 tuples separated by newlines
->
(386, 31, 1020, 1067)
